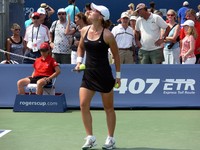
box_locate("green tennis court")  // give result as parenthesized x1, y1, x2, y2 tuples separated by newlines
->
(0, 109, 200, 150)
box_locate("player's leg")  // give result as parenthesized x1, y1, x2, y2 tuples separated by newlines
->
(80, 87, 96, 149)
(101, 90, 116, 149)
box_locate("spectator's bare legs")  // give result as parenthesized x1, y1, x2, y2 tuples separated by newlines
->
(101, 91, 116, 137)
(36, 78, 47, 95)
(17, 78, 30, 94)
(17, 77, 47, 95)
(79, 88, 95, 135)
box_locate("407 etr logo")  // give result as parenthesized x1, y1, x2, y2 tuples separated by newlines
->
(114, 78, 196, 95)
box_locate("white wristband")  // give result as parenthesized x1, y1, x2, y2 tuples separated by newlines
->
(77, 57, 83, 63)
(116, 72, 121, 78)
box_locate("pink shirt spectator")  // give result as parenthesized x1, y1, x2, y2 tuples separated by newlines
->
(181, 35, 195, 58)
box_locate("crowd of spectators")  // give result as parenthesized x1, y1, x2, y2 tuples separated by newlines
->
(2, 0, 200, 65)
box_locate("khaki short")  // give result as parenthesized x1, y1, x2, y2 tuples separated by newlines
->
(138, 48, 164, 64)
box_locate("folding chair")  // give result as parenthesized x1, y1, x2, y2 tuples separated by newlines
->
(26, 78, 56, 95)
(0, 60, 19, 64)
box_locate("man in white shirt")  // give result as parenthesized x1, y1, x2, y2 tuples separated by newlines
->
(111, 12, 135, 64)
(23, 12, 49, 64)
(135, 3, 170, 64)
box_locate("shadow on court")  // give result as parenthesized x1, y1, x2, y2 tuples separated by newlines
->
(115, 148, 189, 150)
(91, 148, 188, 150)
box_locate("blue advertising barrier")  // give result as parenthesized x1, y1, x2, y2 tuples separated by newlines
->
(13, 94, 67, 112)
(0, 64, 200, 108)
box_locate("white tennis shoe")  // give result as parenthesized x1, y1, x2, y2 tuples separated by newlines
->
(102, 136, 116, 149)
(82, 135, 97, 150)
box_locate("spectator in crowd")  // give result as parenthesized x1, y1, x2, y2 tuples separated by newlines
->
(196, 4, 200, 21)
(17, 42, 60, 95)
(129, 15, 138, 63)
(117, 3, 137, 23)
(37, 7, 51, 29)
(135, 3, 170, 64)
(23, 12, 49, 64)
(65, 0, 80, 23)
(163, 9, 180, 64)
(178, 1, 190, 25)
(84, 3, 91, 18)
(129, 16, 137, 31)
(112, 12, 135, 64)
(49, 8, 76, 64)
(180, 9, 200, 64)
(75, 3, 120, 150)
(127, 3, 136, 17)
(180, 20, 197, 64)
(24, 5, 53, 30)
(5, 23, 26, 64)
(154, 10, 163, 18)
(71, 12, 88, 64)
(25, 12, 33, 28)
(84, 3, 92, 25)
(148, 1, 157, 13)
(40, 3, 55, 29)
(40, 3, 55, 18)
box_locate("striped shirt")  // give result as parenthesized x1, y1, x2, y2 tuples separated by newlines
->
(111, 24, 135, 49)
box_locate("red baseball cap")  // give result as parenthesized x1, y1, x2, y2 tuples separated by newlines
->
(31, 12, 40, 18)
(39, 42, 50, 51)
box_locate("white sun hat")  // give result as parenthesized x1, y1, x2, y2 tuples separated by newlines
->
(181, 20, 194, 27)
(91, 3, 110, 21)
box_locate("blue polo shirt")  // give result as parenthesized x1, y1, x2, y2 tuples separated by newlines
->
(65, 4, 80, 23)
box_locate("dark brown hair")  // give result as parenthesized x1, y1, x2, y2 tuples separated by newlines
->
(186, 9, 197, 20)
(76, 12, 88, 25)
(68, 0, 75, 4)
(101, 20, 112, 29)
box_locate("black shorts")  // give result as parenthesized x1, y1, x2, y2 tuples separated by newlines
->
(29, 76, 52, 85)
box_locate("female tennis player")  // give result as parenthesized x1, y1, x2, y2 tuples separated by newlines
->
(75, 3, 121, 150)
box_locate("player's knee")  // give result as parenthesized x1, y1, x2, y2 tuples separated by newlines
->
(104, 106, 114, 113)
(80, 101, 90, 110)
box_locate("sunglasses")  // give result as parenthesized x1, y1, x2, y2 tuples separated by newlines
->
(167, 14, 174, 17)
(58, 13, 66, 15)
(32, 17, 39, 19)
(15, 29, 20, 31)
(39, 49, 49, 52)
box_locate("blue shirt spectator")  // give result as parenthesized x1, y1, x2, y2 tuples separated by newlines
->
(178, 1, 190, 25)
(25, 13, 33, 28)
(65, 0, 80, 23)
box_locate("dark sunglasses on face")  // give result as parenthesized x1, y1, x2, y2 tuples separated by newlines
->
(32, 17, 39, 20)
(167, 14, 174, 16)
(58, 13, 66, 16)
(15, 29, 20, 31)
(39, 49, 49, 52)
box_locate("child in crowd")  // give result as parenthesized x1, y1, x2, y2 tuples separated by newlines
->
(180, 20, 197, 64)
